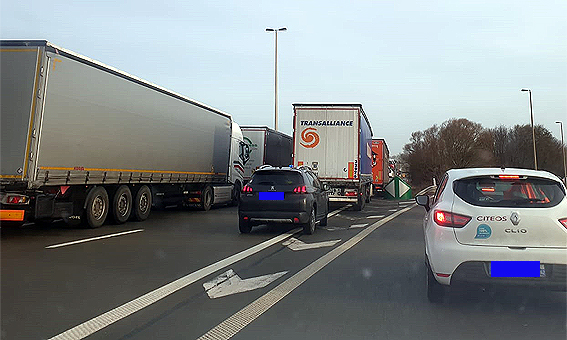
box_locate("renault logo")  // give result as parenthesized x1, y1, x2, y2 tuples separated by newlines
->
(510, 212, 520, 226)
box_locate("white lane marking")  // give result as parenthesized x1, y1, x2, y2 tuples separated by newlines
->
(349, 224, 367, 229)
(327, 204, 351, 218)
(282, 237, 341, 251)
(388, 209, 398, 212)
(366, 215, 384, 219)
(197, 205, 416, 340)
(45, 229, 144, 249)
(203, 269, 288, 299)
(47, 228, 302, 340)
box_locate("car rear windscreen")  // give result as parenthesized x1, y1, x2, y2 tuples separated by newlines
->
(250, 171, 304, 186)
(453, 176, 565, 208)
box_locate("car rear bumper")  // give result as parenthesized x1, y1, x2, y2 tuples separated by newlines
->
(329, 197, 358, 202)
(426, 231, 567, 286)
(239, 210, 310, 224)
(451, 261, 566, 290)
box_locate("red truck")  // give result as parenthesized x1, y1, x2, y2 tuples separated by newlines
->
(371, 139, 390, 195)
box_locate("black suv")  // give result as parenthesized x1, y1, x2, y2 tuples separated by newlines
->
(238, 165, 329, 234)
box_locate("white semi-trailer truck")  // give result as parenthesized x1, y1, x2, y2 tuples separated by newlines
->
(292, 103, 373, 210)
(240, 126, 293, 182)
(0, 40, 246, 228)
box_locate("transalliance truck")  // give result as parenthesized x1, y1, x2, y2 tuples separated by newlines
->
(371, 139, 390, 196)
(0, 40, 246, 228)
(292, 103, 373, 210)
(240, 126, 293, 181)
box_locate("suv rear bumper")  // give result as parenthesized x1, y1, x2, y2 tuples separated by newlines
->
(239, 211, 309, 224)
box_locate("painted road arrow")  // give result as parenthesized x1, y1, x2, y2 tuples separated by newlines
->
(203, 269, 287, 299)
(282, 237, 341, 251)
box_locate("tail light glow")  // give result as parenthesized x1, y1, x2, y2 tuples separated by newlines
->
(433, 210, 471, 228)
(242, 185, 253, 193)
(499, 175, 520, 179)
(345, 190, 357, 197)
(293, 186, 307, 193)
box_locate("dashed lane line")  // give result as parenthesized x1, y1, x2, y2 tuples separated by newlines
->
(47, 228, 302, 340)
(45, 229, 144, 249)
(197, 205, 416, 340)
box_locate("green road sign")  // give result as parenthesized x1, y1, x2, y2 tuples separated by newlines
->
(384, 176, 412, 200)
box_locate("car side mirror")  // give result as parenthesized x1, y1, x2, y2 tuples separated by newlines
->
(415, 195, 430, 212)
(322, 183, 331, 191)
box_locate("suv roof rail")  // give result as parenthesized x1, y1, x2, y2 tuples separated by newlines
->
(258, 164, 272, 170)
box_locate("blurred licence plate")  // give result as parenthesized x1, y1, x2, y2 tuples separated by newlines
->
(490, 261, 545, 278)
(259, 192, 284, 200)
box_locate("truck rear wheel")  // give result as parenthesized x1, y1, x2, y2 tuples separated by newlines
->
(111, 185, 132, 224)
(231, 181, 241, 206)
(85, 186, 109, 228)
(132, 185, 151, 221)
(355, 194, 365, 211)
(201, 185, 213, 211)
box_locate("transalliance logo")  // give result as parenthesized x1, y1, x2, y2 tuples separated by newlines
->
(300, 128, 320, 148)
(300, 120, 353, 126)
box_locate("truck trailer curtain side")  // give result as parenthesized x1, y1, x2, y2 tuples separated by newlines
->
(0, 40, 243, 227)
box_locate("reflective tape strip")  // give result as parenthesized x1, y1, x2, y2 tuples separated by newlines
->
(0, 210, 25, 221)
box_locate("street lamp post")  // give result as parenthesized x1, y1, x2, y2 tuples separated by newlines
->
(266, 27, 286, 131)
(521, 88, 538, 170)
(556, 121, 567, 185)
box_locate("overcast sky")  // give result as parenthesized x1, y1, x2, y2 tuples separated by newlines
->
(2, 0, 566, 155)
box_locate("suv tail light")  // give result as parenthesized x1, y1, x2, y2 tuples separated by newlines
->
(293, 186, 307, 193)
(433, 210, 471, 228)
(242, 185, 253, 193)
(560, 218, 567, 229)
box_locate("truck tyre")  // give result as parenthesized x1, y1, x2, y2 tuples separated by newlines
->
(355, 193, 366, 211)
(320, 201, 329, 226)
(132, 185, 152, 221)
(231, 181, 241, 206)
(201, 185, 213, 211)
(239, 219, 252, 234)
(111, 185, 132, 224)
(84, 186, 109, 228)
(303, 207, 316, 235)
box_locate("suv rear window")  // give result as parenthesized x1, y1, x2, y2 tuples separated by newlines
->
(453, 176, 565, 208)
(250, 171, 304, 186)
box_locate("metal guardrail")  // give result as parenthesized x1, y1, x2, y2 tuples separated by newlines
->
(415, 185, 437, 196)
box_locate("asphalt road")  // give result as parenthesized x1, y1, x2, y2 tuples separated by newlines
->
(1, 199, 565, 340)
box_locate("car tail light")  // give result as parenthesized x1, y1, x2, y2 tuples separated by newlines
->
(560, 218, 567, 229)
(293, 217, 300, 223)
(293, 186, 307, 193)
(345, 189, 357, 197)
(433, 210, 471, 228)
(242, 185, 253, 193)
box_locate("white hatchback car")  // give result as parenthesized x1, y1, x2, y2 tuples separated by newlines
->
(415, 168, 567, 303)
